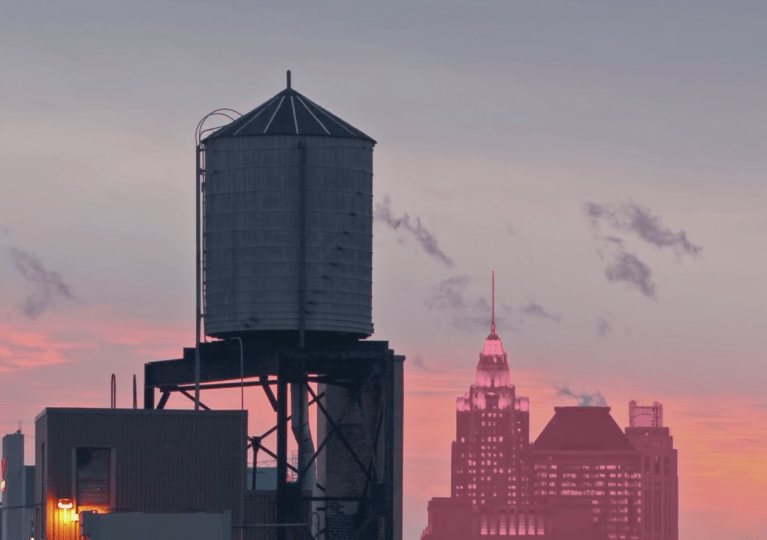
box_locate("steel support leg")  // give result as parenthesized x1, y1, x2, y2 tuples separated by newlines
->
(277, 362, 289, 540)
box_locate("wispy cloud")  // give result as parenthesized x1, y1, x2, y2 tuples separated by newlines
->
(425, 275, 512, 332)
(412, 354, 426, 369)
(585, 201, 702, 256)
(557, 386, 608, 407)
(602, 235, 624, 247)
(374, 196, 454, 267)
(8, 248, 77, 319)
(605, 252, 656, 298)
(410, 354, 443, 375)
(519, 301, 562, 322)
(584, 201, 701, 298)
(595, 316, 612, 337)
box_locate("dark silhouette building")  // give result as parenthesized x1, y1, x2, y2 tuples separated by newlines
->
(532, 407, 643, 540)
(421, 276, 679, 540)
(2, 430, 34, 540)
(35, 408, 249, 540)
(625, 401, 678, 540)
(450, 301, 531, 507)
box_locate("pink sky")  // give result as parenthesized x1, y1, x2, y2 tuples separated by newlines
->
(2, 310, 765, 539)
(402, 353, 767, 539)
(2, 2, 767, 538)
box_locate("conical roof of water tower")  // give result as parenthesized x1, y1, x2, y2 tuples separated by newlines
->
(203, 71, 376, 144)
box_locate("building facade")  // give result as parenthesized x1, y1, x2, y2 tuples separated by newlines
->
(624, 401, 678, 540)
(2, 430, 34, 540)
(450, 319, 532, 507)
(421, 283, 679, 540)
(35, 408, 247, 540)
(532, 407, 643, 540)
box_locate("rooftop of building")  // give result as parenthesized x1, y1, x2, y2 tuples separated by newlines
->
(203, 71, 375, 143)
(533, 406, 637, 452)
(35, 407, 246, 422)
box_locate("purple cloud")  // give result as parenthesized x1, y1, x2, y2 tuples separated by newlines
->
(519, 301, 562, 322)
(585, 201, 702, 257)
(596, 316, 612, 337)
(425, 275, 513, 332)
(604, 252, 656, 298)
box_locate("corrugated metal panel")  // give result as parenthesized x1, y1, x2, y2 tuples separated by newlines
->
(36, 408, 246, 540)
(204, 135, 374, 338)
(81, 512, 232, 540)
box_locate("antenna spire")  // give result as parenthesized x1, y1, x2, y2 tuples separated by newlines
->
(287, 70, 292, 89)
(491, 269, 496, 335)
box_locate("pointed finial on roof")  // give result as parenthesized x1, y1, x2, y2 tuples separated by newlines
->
(491, 269, 496, 335)
(287, 70, 292, 89)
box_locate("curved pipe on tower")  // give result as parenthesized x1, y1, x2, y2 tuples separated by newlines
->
(291, 382, 316, 493)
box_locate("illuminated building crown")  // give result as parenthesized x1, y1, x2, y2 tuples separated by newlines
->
(474, 270, 511, 388)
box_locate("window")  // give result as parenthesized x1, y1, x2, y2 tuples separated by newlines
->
(76, 448, 112, 508)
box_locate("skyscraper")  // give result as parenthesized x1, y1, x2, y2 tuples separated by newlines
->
(2, 429, 34, 540)
(451, 272, 531, 507)
(422, 273, 550, 539)
(421, 274, 678, 540)
(625, 401, 679, 540)
(531, 407, 643, 540)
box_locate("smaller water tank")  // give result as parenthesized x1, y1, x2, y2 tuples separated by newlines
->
(201, 74, 376, 342)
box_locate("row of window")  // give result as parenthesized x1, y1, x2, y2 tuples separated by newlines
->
(536, 472, 639, 479)
(535, 471, 641, 479)
(478, 512, 545, 536)
(534, 464, 629, 471)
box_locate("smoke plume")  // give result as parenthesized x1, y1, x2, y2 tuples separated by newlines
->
(374, 196, 454, 267)
(8, 247, 77, 319)
(557, 387, 608, 407)
(519, 301, 562, 322)
(425, 275, 512, 332)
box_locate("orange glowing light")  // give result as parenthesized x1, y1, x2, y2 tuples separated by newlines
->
(71, 511, 79, 521)
(57, 499, 73, 509)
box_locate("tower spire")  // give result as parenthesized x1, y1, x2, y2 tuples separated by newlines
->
(491, 269, 496, 335)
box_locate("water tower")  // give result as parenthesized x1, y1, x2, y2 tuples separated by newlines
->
(201, 70, 375, 343)
(144, 73, 403, 540)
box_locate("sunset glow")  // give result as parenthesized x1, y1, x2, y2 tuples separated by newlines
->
(2, 2, 767, 539)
